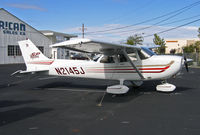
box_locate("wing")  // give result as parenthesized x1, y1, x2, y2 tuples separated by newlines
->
(50, 38, 141, 54)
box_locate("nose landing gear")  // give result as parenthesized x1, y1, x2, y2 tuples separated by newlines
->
(156, 80, 176, 92)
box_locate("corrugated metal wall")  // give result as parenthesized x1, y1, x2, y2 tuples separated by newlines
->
(0, 9, 52, 64)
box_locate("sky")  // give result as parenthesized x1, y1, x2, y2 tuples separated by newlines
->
(1, 0, 200, 43)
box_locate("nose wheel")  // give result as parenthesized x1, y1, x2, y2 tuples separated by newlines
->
(156, 80, 176, 92)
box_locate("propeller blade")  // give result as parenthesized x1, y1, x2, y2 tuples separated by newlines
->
(185, 61, 189, 72)
(182, 49, 190, 72)
(184, 56, 189, 72)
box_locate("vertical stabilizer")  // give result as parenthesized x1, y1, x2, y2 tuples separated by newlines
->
(18, 39, 52, 71)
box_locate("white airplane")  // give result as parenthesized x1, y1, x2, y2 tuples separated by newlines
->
(13, 38, 187, 94)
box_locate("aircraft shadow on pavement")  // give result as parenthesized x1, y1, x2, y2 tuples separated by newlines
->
(0, 100, 40, 108)
(0, 100, 52, 127)
(95, 80, 193, 103)
(34, 80, 192, 104)
(95, 89, 143, 104)
(35, 80, 142, 103)
(94, 80, 159, 104)
(36, 81, 108, 90)
(0, 107, 53, 127)
(0, 83, 15, 89)
(137, 81, 192, 93)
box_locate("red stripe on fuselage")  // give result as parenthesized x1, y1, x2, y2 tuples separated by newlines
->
(28, 61, 54, 65)
(86, 65, 170, 73)
(87, 65, 170, 71)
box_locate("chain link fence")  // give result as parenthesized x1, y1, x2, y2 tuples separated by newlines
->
(168, 53, 200, 66)
(184, 53, 200, 66)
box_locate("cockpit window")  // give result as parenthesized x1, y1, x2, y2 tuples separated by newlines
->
(93, 54, 101, 62)
(128, 53, 138, 61)
(141, 47, 156, 56)
(100, 56, 115, 63)
(138, 50, 147, 60)
(118, 54, 127, 62)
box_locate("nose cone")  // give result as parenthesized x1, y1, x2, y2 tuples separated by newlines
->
(174, 55, 183, 65)
(172, 55, 183, 74)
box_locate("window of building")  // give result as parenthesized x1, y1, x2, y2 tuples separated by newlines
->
(8, 45, 44, 56)
(8, 45, 15, 56)
(15, 46, 22, 56)
(8, 45, 22, 56)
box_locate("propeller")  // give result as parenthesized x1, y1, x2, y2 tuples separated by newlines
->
(184, 56, 189, 72)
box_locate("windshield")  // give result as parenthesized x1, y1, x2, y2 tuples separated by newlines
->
(93, 54, 102, 62)
(141, 47, 156, 56)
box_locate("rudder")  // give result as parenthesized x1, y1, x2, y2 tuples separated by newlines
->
(18, 39, 50, 71)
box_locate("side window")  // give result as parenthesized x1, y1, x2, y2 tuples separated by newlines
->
(118, 54, 127, 62)
(128, 53, 138, 61)
(100, 56, 115, 63)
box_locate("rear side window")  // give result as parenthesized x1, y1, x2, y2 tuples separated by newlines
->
(100, 56, 115, 63)
(118, 54, 127, 62)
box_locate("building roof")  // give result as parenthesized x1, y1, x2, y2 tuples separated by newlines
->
(40, 30, 77, 38)
(165, 38, 199, 41)
(0, 8, 77, 39)
(0, 8, 49, 40)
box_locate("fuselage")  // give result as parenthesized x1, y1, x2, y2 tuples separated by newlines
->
(18, 39, 183, 84)
(47, 55, 183, 81)
(17, 39, 184, 93)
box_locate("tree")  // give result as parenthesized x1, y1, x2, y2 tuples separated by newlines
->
(194, 41, 200, 53)
(183, 44, 195, 53)
(182, 41, 200, 53)
(153, 34, 166, 54)
(126, 34, 143, 45)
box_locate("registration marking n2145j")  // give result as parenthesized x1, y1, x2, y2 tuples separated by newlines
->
(55, 67, 85, 75)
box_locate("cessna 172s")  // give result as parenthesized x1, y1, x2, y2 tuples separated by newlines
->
(13, 38, 186, 94)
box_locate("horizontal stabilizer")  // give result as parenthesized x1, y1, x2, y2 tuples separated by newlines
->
(11, 70, 48, 77)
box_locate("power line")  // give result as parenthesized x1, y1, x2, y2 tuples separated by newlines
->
(160, 14, 200, 25)
(101, 0, 157, 26)
(143, 18, 200, 38)
(80, 0, 200, 35)
(109, 13, 200, 36)
(86, 4, 200, 36)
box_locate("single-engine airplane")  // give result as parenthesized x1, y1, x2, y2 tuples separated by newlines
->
(13, 38, 187, 94)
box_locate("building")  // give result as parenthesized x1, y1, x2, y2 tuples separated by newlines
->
(0, 8, 77, 64)
(0, 8, 52, 64)
(165, 38, 200, 54)
(40, 30, 77, 59)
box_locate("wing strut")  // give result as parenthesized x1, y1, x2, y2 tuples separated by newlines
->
(122, 49, 145, 80)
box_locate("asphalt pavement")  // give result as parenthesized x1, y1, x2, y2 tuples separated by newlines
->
(0, 64, 200, 135)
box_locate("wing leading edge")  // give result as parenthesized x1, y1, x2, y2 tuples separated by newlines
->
(50, 38, 141, 54)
